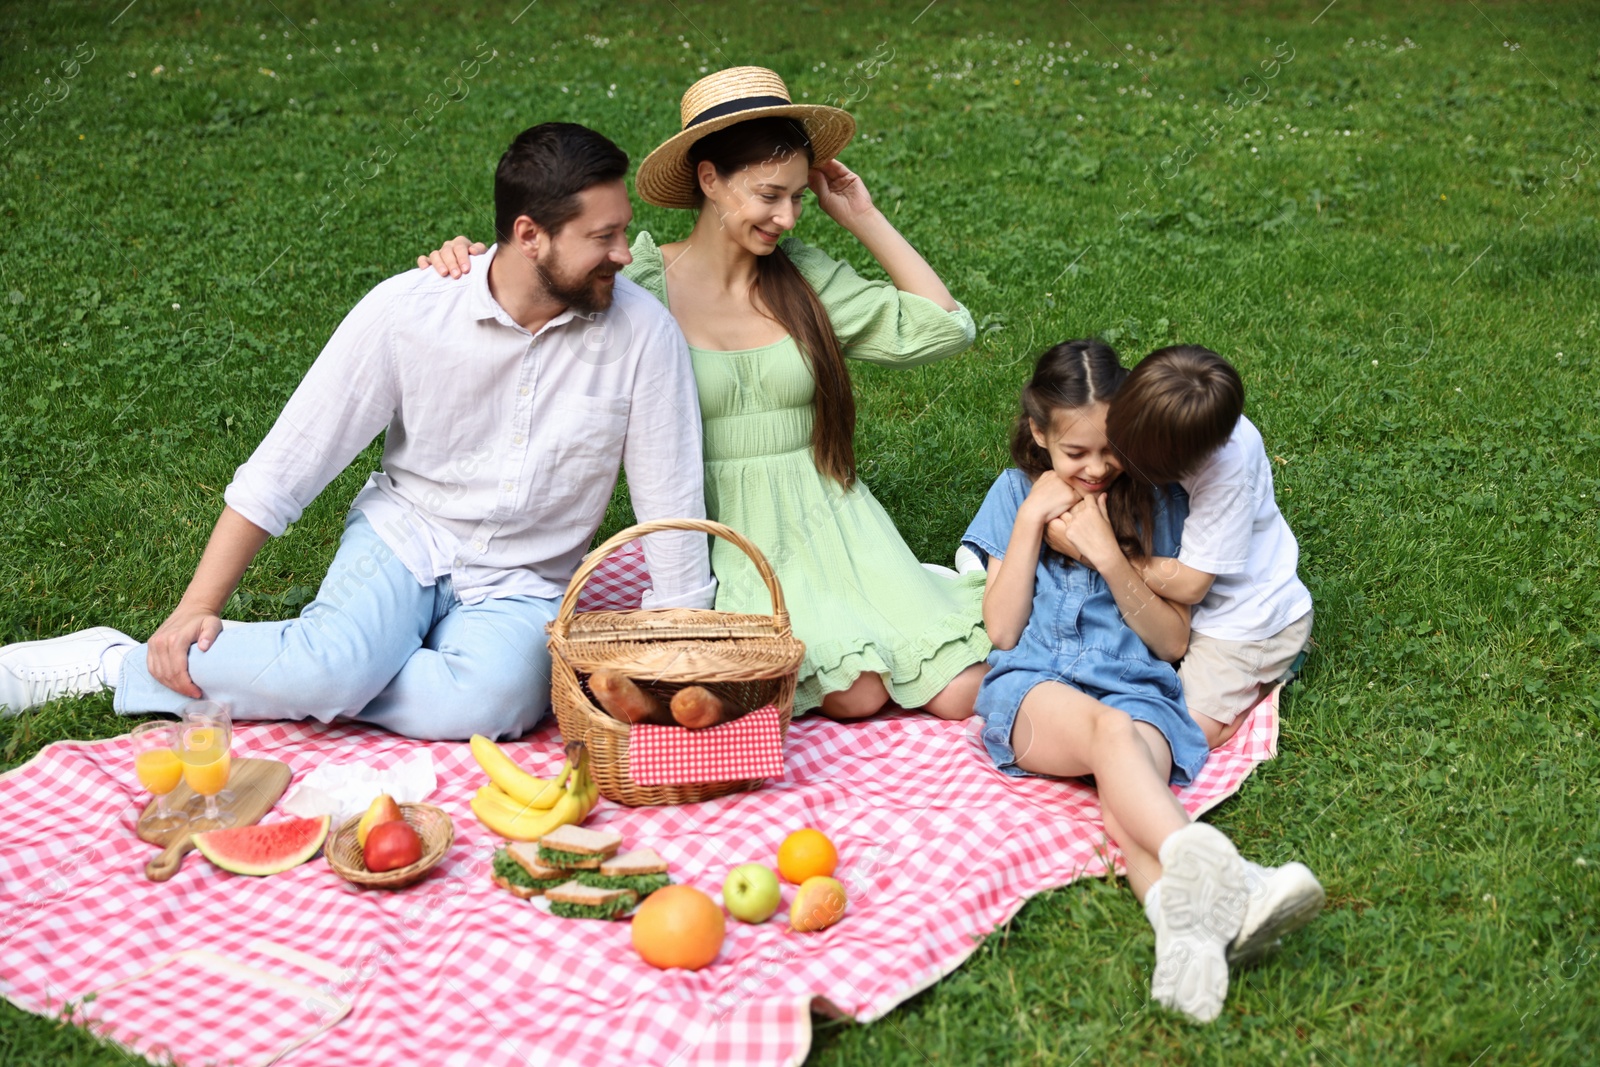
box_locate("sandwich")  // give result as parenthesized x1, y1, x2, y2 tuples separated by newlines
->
(489, 851, 566, 902)
(537, 825, 623, 869)
(491, 848, 541, 899)
(490, 843, 578, 899)
(544, 881, 637, 920)
(577, 847, 671, 897)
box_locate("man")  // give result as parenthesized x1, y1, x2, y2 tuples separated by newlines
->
(0, 123, 713, 740)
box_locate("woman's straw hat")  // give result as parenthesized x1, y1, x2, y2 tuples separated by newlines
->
(635, 66, 855, 209)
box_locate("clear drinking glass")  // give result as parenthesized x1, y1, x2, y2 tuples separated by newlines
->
(131, 720, 186, 834)
(179, 701, 234, 832)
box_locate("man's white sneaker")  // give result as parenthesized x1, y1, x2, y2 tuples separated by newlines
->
(0, 627, 135, 716)
(1148, 822, 1248, 1024)
(1227, 861, 1325, 968)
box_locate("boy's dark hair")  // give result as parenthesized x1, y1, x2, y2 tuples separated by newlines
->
(493, 123, 629, 245)
(1106, 345, 1244, 485)
(1010, 338, 1158, 560)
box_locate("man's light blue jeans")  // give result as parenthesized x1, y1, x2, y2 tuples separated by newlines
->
(114, 511, 560, 741)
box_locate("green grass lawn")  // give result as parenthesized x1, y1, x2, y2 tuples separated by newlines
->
(4, 0, 1598, 1062)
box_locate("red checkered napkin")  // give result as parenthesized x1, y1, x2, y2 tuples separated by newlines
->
(628, 705, 784, 785)
(574, 538, 650, 613)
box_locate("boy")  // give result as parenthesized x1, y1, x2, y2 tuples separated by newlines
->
(1103, 344, 1314, 750)
(0, 123, 713, 740)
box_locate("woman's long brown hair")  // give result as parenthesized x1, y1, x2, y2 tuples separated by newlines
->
(1011, 339, 1159, 560)
(688, 118, 857, 488)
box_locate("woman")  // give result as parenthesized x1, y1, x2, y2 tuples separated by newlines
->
(422, 67, 988, 721)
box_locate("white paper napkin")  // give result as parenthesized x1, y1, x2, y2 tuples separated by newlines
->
(280, 751, 437, 824)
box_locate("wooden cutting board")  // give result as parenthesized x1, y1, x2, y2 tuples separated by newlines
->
(137, 757, 293, 882)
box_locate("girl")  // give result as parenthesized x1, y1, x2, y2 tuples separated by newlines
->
(960, 339, 1323, 1023)
(420, 67, 990, 722)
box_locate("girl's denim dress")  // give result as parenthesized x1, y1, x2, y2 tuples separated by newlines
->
(961, 468, 1210, 785)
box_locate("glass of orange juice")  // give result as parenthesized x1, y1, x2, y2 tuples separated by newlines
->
(179, 701, 234, 831)
(131, 720, 185, 833)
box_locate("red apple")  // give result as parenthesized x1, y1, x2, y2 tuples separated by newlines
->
(363, 819, 422, 872)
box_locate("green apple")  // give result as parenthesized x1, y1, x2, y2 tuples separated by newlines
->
(723, 863, 782, 923)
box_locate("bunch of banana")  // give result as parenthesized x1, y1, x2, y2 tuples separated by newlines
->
(468, 737, 599, 841)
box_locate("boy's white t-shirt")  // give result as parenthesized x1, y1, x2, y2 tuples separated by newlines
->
(1177, 415, 1313, 641)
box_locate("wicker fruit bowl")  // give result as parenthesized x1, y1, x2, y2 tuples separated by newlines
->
(548, 518, 806, 808)
(327, 803, 454, 889)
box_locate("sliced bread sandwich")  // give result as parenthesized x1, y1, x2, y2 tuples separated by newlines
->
(545, 881, 637, 920)
(492, 842, 576, 896)
(491, 848, 542, 900)
(577, 847, 671, 897)
(538, 825, 623, 869)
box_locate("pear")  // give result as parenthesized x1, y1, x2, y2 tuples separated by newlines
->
(356, 793, 404, 849)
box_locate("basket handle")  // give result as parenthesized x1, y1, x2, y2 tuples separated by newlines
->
(551, 518, 788, 640)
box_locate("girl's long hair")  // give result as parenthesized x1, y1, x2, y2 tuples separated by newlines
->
(1011, 339, 1159, 559)
(689, 118, 857, 488)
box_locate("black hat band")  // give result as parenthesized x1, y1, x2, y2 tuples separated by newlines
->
(684, 95, 794, 129)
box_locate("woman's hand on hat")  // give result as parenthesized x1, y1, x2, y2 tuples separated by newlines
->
(809, 159, 876, 226)
(810, 158, 958, 309)
(418, 235, 486, 278)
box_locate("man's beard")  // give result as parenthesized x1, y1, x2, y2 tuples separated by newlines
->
(536, 254, 617, 315)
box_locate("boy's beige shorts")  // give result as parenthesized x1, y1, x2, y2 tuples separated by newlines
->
(1179, 610, 1314, 725)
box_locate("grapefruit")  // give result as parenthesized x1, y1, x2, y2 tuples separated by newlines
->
(631, 885, 725, 970)
(777, 828, 837, 884)
(193, 815, 330, 876)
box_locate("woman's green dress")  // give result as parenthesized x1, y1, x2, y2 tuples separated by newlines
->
(624, 231, 990, 712)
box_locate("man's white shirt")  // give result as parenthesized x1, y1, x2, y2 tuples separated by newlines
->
(225, 246, 715, 608)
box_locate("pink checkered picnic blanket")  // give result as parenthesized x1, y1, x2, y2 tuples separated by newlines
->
(630, 705, 786, 786)
(63, 942, 352, 1066)
(0, 690, 1280, 1067)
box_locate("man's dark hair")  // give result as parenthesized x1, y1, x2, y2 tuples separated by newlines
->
(493, 123, 629, 244)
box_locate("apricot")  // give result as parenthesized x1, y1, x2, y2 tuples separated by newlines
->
(790, 876, 847, 933)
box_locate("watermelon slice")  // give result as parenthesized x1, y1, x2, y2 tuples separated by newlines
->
(192, 815, 331, 876)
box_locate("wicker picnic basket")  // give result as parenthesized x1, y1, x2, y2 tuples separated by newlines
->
(547, 518, 806, 807)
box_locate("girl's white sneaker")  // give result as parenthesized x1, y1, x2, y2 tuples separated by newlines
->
(1228, 860, 1325, 968)
(1147, 822, 1248, 1023)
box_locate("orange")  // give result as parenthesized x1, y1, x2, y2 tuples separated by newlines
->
(776, 828, 837, 884)
(631, 885, 725, 971)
